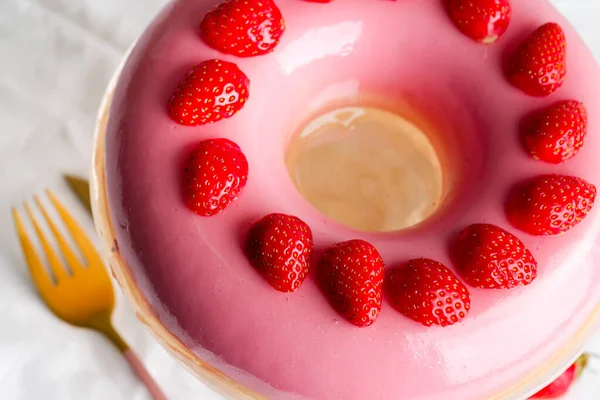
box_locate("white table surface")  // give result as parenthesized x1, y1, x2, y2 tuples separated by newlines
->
(0, 0, 599, 399)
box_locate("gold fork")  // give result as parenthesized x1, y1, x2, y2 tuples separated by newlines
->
(12, 191, 167, 400)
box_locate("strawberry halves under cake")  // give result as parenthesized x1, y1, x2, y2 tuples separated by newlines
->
(100, 0, 600, 398)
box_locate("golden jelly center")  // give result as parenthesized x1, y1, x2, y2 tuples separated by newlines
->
(286, 106, 444, 232)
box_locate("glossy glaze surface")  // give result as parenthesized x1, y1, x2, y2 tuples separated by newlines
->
(104, 0, 600, 399)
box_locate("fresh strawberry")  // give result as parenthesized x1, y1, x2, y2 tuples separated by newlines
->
(169, 59, 249, 126)
(522, 101, 587, 164)
(529, 354, 589, 399)
(184, 138, 248, 216)
(508, 23, 567, 97)
(451, 224, 537, 289)
(200, 0, 285, 57)
(386, 258, 471, 327)
(506, 175, 597, 236)
(317, 240, 384, 327)
(446, 0, 511, 44)
(245, 213, 313, 292)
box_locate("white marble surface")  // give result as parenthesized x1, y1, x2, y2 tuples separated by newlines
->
(0, 0, 599, 399)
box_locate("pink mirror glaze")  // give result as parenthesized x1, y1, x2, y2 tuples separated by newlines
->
(104, 0, 600, 398)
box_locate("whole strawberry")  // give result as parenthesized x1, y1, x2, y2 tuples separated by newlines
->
(386, 258, 471, 327)
(317, 240, 384, 327)
(446, 0, 511, 44)
(184, 138, 248, 216)
(529, 354, 589, 399)
(506, 175, 597, 236)
(522, 101, 587, 164)
(200, 0, 285, 57)
(452, 224, 537, 289)
(245, 213, 313, 292)
(169, 59, 249, 126)
(508, 23, 567, 97)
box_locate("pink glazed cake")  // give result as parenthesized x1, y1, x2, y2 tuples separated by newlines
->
(92, 0, 600, 399)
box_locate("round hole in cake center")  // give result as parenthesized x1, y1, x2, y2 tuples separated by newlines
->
(286, 106, 445, 232)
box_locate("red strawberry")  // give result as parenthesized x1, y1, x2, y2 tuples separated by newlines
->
(522, 101, 587, 164)
(508, 23, 567, 97)
(245, 213, 313, 292)
(506, 175, 597, 236)
(386, 258, 471, 327)
(452, 224, 537, 289)
(184, 138, 248, 216)
(317, 240, 384, 327)
(446, 0, 511, 44)
(200, 0, 285, 57)
(169, 59, 249, 126)
(529, 354, 589, 399)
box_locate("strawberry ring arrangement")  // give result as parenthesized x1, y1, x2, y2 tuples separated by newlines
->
(98, 0, 600, 399)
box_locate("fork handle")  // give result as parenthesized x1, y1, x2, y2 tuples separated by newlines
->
(123, 349, 168, 400)
(95, 319, 168, 400)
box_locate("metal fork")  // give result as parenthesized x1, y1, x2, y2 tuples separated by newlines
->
(12, 191, 167, 400)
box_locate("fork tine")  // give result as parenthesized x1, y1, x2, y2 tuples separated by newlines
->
(34, 195, 84, 274)
(24, 202, 69, 282)
(46, 190, 101, 265)
(12, 208, 55, 290)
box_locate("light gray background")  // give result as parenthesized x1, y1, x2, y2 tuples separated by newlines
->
(0, 0, 599, 399)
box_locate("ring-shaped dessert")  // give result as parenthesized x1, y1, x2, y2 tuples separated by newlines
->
(96, 0, 600, 398)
